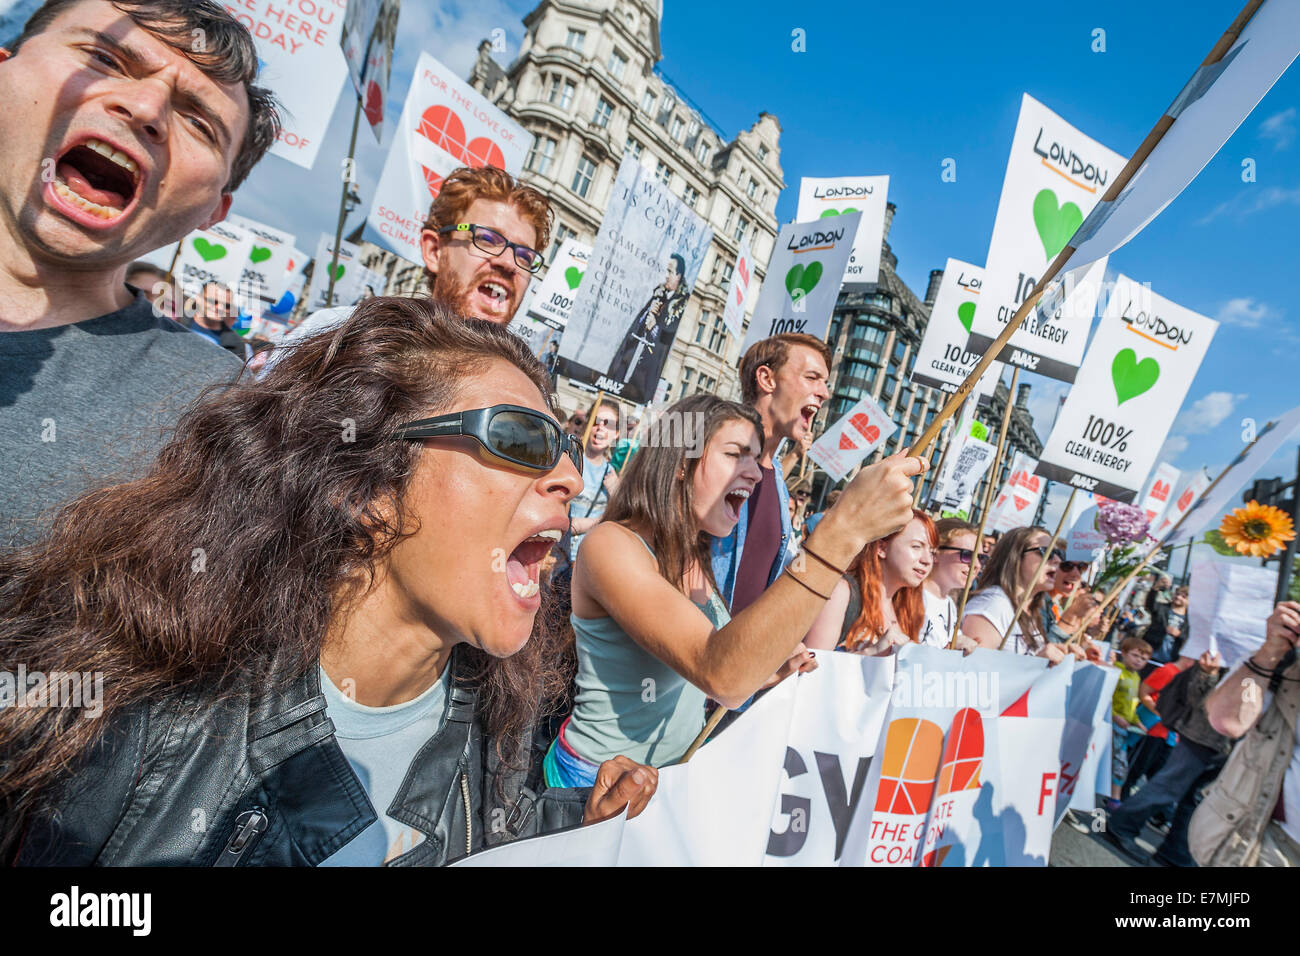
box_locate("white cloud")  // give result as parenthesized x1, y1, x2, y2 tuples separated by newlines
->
(1196, 184, 1300, 224)
(1260, 107, 1297, 151)
(1173, 391, 1247, 435)
(1214, 297, 1282, 329)
(1157, 435, 1189, 462)
(1022, 377, 1071, 446)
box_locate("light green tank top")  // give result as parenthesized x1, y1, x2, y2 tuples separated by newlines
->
(565, 534, 730, 768)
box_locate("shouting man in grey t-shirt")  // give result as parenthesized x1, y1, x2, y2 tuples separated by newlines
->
(0, 0, 281, 548)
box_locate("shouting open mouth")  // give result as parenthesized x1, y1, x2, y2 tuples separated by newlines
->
(47, 137, 142, 228)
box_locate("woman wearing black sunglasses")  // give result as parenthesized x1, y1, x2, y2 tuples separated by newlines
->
(0, 297, 657, 866)
(962, 525, 1069, 660)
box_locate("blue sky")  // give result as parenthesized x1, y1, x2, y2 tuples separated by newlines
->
(234, 0, 1298, 553)
(6, 0, 1289, 556)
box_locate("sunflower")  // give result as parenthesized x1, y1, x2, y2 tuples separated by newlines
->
(1219, 501, 1296, 557)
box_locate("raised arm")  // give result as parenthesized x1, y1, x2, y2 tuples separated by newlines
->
(578, 454, 924, 708)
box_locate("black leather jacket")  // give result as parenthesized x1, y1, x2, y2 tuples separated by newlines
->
(18, 647, 588, 866)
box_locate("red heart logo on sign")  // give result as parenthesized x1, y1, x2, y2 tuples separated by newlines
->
(364, 80, 384, 128)
(737, 257, 750, 286)
(416, 105, 508, 199)
(1177, 488, 1194, 510)
(996, 494, 1007, 508)
(1013, 496, 1029, 511)
(735, 286, 744, 305)
(849, 413, 879, 444)
(1145, 509, 1158, 522)
(1151, 480, 1171, 501)
(839, 432, 858, 450)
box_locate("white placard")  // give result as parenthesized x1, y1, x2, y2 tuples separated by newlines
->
(1167, 405, 1300, 545)
(304, 235, 362, 312)
(738, 213, 861, 353)
(1138, 462, 1182, 528)
(227, 213, 296, 309)
(175, 220, 254, 299)
(1152, 470, 1210, 542)
(795, 176, 889, 288)
(529, 239, 591, 329)
(229, 0, 350, 169)
(807, 393, 897, 482)
(365, 50, 533, 263)
(1064, 1, 1300, 275)
(1181, 560, 1275, 670)
(1065, 505, 1107, 562)
(1035, 274, 1218, 501)
(911, 259, 1002, 402)
(986, 450, 1045, 533)
(340, 0, 400, 142)
(938, 436, 997, 518)
(556, 156, 713, 405)
(721, 238, 755, 341)
(966, 94, 1124, 382)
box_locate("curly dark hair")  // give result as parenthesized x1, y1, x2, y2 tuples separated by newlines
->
(0, 296, 572, 860)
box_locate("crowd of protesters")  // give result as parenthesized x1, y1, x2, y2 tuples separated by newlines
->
(0, 0, 1297, 871)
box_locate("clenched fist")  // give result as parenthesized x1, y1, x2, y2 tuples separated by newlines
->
(583, 755, 658, 825)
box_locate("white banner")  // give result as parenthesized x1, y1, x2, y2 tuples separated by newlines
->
(340, 0, 400, 141)
(911, 259, 1002, 402)
(557, 156, 713, 405)
(795, 176, 889, 288)
(807, 393, 897, 482)
(737, 213, 861, 352)
(1168, 406, 1300, 546)
(365, 50, 532, 263)
(1035, 275, 1218, 501)
(986, 450, 1045, 533)
(1182, 560, 1275, 670)
(1061, 663, 1119, 820)
(1138, 462, 1182, 528)
(227, 213, 297, 310)
(1066, 504, 1107, 562)
(966, 94, 1123, 382)
(229, 0, 350, 169)
(720, 238, 755, 341)
(1151, 470, 1210, 542)
(455, 649, 1113, 866)
(1064, 1, 1300, 275)
(175, 220, 254, 299)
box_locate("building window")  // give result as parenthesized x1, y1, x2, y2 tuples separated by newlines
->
(524, 136, 556, 176)
(708, 313, 726, 353)
(549, 224, 577, 265)
(681, 366, 694, 393)
(565, 29, 585, 52)
(547, 76, 575, 109)
(655, 160, 671, 186)
(696, 372, 717, 394)
(746, 177, 757, 199)
(723, 207, 734, 231)
(682, 183, 699, 208)
(593, 97, 613, 128)
(641, 89, 656, 113)
(571, 156, 596, 198)
(733, 216, 748, 243)
(625, 137, 642, 161)
(608, 49, 627, 79)
(694, 313, 707, 344)
(670, 116, 684, 141)
(758, 144, 769, 161)
(720, 260, 734, 285)
(695, 140, 710, 165)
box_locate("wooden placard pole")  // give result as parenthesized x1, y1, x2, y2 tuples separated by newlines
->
(999, 487, 1077, 650)
(680, 706, 727, 764)
(949, 367, 1019, 647)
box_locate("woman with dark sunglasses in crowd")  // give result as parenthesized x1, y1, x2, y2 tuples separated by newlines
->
(962, 525, 1069, 660)
(1042, 553, 1090, 642)
(0, 297, 657, 867)
(920, 518, 981, 648)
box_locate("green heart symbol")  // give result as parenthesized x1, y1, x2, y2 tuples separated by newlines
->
(818, 206, 859, 219)
(564, 266, 584, 290)
(192, 238, 227, 263)
(957, 300, 976, 335)
(1032, 188, 1083, 262)
(330, 264, 346, 282)
(249, 246, 272, 264)
(1111, 348, 1160, 405)
(970, 421, 989, 441)
(784, 261, 823, 302)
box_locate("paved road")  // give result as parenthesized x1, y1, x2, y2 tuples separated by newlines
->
(1050, 808, 1187, 867)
